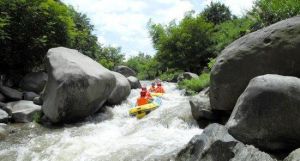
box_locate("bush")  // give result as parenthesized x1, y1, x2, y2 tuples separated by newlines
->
(159, 69, 183, 82)
(252, 0, 300, 27)
(178, 72, 210, 95)
(32, 111, 42, 123)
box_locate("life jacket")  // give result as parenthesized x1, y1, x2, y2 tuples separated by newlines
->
(149, 86, 156, 92)
(145, 91, 152, 99)
(137, 97, 148, 106)
(155, 86, 165, 93)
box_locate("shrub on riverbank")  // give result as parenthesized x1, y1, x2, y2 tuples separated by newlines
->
(178, 72, 210, 95)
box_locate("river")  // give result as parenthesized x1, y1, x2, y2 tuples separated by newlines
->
(0, 82, 202, 161)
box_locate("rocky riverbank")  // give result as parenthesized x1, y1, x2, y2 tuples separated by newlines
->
(179, 16, 300, 161)
(0, 47, 142, 139)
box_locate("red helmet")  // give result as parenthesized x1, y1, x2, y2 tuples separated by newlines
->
(140, 91, 146, 97)
(157, 82, 162, 86)
(141, 87, 147, 91)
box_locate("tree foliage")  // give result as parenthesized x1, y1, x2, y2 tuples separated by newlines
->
(252, 0, 300, 27)
(125, 52, 159, 80)
(148, 14, 214, 73)
(202, 2, 232, 24)
(0, 0, 124, 83)
(98, 46, 124, 70)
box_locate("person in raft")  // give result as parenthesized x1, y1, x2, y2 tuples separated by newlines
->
(142, 87, 153, 100)
(136, 90, 150, 106)
(149, 82, 156, 92)
(155, 82, 165, 93)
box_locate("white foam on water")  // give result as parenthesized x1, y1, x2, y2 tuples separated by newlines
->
(0, 82, 202, 161)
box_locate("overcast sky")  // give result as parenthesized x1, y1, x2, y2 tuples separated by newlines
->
(62, 0, 255, 58)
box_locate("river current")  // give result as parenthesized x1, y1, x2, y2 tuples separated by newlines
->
(0, 82, 202, 161)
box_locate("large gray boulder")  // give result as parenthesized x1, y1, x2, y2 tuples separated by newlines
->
(23, 92, 39, 101)
(19, 72, 48, 93)
(7, 100, 41, 123)
(284, 148, 300, 161)
(176, 124, 275, 161)
(0, 102, 11, 115)
(190, 88, 217, 128)
(191, 88, 231, 128)
(0, 109, 9, 123)
(107, 72, 131, 105)
(0, 86, 22, 101)
(127, 76, 141, 89)
(0, 93, 5, 102)
(114, 65, 136, 77)
(227, 74, 300, 152)
(177, 72, 198, 82)
(42, 47, 116, 123)
(210, 16, 300, 111)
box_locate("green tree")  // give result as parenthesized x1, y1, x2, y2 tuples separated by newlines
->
(69, 7, 102, 59)
(148, 14, 214, 73)
(202, 2, 232, 25)
(125, 52, 160, 80)
(0, 0, 75, 81)
(251, 0, 300, 27)
(98, 46, 124, 70)
(211, 17, 255, 54)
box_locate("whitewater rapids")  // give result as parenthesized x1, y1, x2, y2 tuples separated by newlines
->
(0, 82, 202, 161)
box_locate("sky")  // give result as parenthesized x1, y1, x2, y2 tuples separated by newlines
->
(62, 0, 255, 59)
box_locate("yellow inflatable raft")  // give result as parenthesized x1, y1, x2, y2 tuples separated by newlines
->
(150, 92, 164, 97)
(129, 96, 163, 119)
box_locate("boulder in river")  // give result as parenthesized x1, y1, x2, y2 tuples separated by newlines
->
(33, 96, 43, 105)
(19, 72, 48, 94)
(23, 92, 39, 101)
(0, 93, 5, 102)
(127, 76, 141, 89)
(0, 86, 22, 101)
(177, 72, 198, 82)
(0, 102, 11, 115)
(42, 47, 116, 123)
(284, 148, 300, 161)
(114, 65, 137, 77)
(210, 16, 300, 111)
(107, 72, 131, 105)
(7, 100, 41, 123)
(176, 123, 275, 161)
(0, 109, 9, 123)
(227, 74, 300, 152)
(190, 88, 231, 128)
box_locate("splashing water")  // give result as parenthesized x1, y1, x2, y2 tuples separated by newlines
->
(0, 82, 202, 161)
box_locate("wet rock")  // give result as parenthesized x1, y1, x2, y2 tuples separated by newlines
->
(0, 126, 8, 140)
(7, 100, 41, 123)
(190, 88, 230, 128)
(23, 91, 39, 101)
(284, 148, 300, 161)
(0, 102, 11, 115)
(176, 123, 275, 161)
(107, 72, 131, 105)
(114, 65, 137, 77)
(177, 72, 198, 82)
(19, 72, 48, 93)
(0, 93, 5, 102)
(0, 109, 9, 123)
(0, 86, 22, 101)
(33, 96, 43, 105)
(227, 74, 300, 152)
(127, 76, 141, 89)
(42, 47, 116, 123)
(210, 16, 300, 111)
